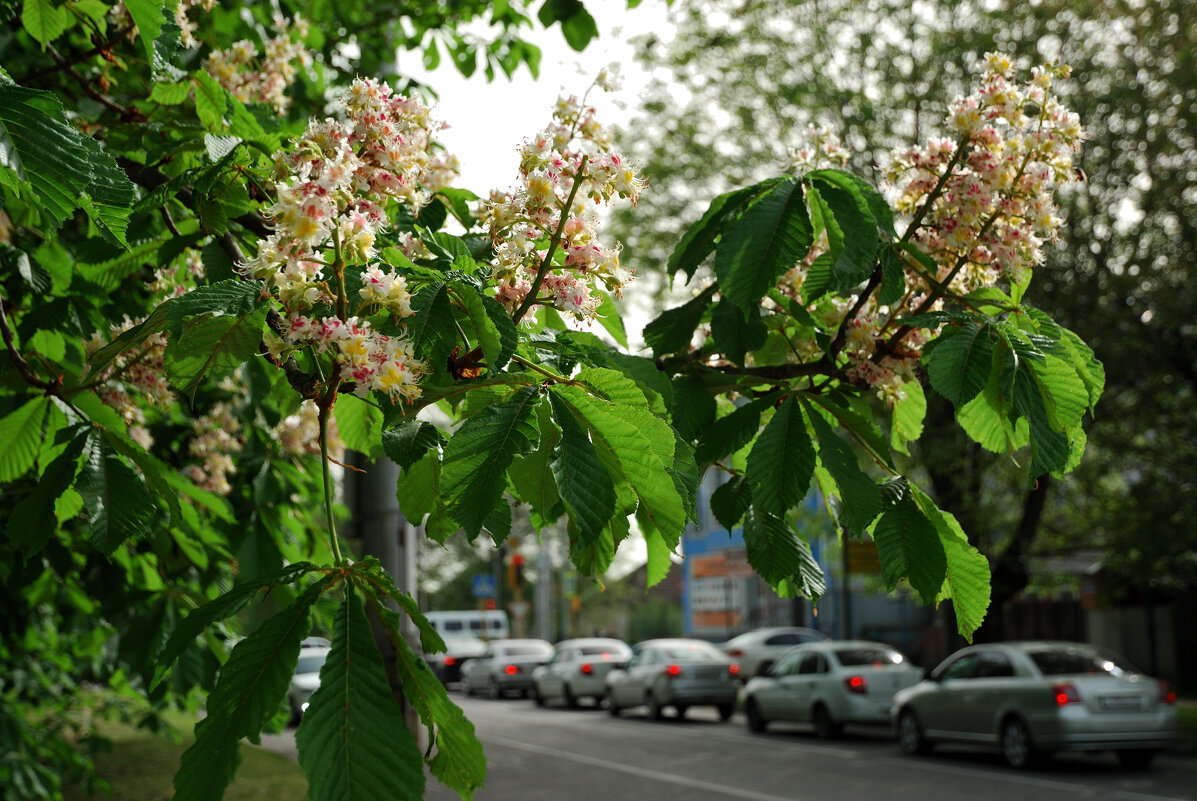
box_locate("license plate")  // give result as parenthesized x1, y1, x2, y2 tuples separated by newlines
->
(1099, 695, 1142, 711)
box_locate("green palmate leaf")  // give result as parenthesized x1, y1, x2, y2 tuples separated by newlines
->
(366, 595, 484, 799)
(7, 430, 86, 556)
(670, 432, 700, 526)
(924, 322, 995, 407)
(806, 403, 881, 535)
(297, 587, 425, 801)
(879, 247, 908, 306)
(123, 0, 167, 62)
(176, 576, 335, 801)
(800, 251, 834, 305)
(0, 395, 49, 482)
(746, 397, 815, 517)
(441, 385, 541, 538)
(643, 285, 716, 357)
(695, 395, 777, 466)
(335, 395, 385, 460)
(451, 282, 504, 372)
(594, 291, 628, 349)
(75, 435, 155, 554)
(1026, 353, 1090, 431)
(715, 176, 813, 313)
(435, 187, 479, 229)
(406, 282, 456, 362)
(21, 0, 70, 46)
(805, 173, 879, 289)
(150, 81, 191, 105)
(381, 421, 445, 472)
(193, 71, 228, 130)
(507, 401, 562, 518)
(164, 306, 269, 403)
(670, 374, 716, 442)
(549, 384, 686, 540)
(574, 367, 674, 464)
(889, 379, 926, 456)
(166, 279, 264, 335)
(600, 352, 673, 415)
(871, 493, 947, 604)
(710, 299, 767, 367)
(1012, 362, 1071, 476)
(0, 79, 136, 245)
(957, 379, 1029, 453)
(810, 169, 895, 239)
(396, 454, 456, 542)
(484, 496, 512, 542)
(152, 561, 318, 689)
(549, 393, 616, 546)
(668, 181, 776, 281)
(641, 512, 675, 587)
(1058, 326, 1105, 410)
(910, 485, 990, 641)
(481, 293, 518, 371)
(76, 239, 163, 292)
(710, 474, 752, 531)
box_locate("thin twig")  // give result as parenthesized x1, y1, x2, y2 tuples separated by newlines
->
(0, 295, 61, 394)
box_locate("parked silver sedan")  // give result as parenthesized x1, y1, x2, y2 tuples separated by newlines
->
(532, 637, 632, 708)
(892, 641, 1178, 769)
(605, 638, 739, 721)
(743, 640, 923, 739)
(459, 639, 555, 699)
(720, 626, 830, 678)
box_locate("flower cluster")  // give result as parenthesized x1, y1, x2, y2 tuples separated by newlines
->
(246, 78, 449, 402)
(786, 125, 852, 172)
(886, 52, 1084, 295)
(186, 401, 244, 495)
(205, 15, 312, 113)
(84, 319, 174, 449)
(271, 400, 345, 461)
(477, 76, 643, 322)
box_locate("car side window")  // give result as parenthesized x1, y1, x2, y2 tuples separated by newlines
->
(796, 653, 819, 675)
(765, 633, 798, 645)
(973, 651, 1015, 678)
(937, 653, 978, 680)
(813, 654, 829, 674)
(772, 652, 800, 676)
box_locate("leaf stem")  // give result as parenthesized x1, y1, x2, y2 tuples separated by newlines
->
(318, 390, 345, 566)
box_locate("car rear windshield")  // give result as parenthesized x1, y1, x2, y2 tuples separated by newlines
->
(1027, 647, 1137, 677)
(663, 644, 725, 661)
(835, 648, 904, 666)
(502, 645, 551, 657)
(295, 655, 326, 674)
(579, 645, 627, 656)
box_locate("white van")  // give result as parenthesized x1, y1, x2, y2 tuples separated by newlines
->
(424, 609, 510, 640)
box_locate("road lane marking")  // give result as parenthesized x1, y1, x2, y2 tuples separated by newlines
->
(484, 735, 805, 801)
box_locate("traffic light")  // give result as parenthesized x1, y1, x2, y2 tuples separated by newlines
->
(512, 554, 524, 588)
(484, 598, 496, 610)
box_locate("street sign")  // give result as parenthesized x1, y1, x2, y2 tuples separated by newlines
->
(508, 600, 530, 621)
(471, 573, 496, 599)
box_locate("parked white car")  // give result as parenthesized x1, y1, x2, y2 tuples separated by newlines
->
(460, 638, 555, 698)
(532, 638, 632, 708)
(287, 639, 331, 725)
(721, 626, 829, 678)
(743, 640, 922, 739)
(606, 638, 739, 721)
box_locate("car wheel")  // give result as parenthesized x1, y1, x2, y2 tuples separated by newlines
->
(717, 703, 734, 722)
(461, 675, 474, 697)
(646, 692, 664, 721)
(563, 684, 578, 709)
(746, 699, 767, 733)
(675, 704, 687, 719)
(288, 701, 302, 728)
(812, 704, 840, 740)
(607, 689, 621, 717)
(897, 709, 930, 755)
(1000, 716, 1038, 769)
(533, 685, 545, 707)
(488, 680, 502, 700)
(1116, 749, 1157, 770)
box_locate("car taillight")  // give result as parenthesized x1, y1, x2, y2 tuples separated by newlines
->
(444, 656, 456, 666)
(729, 664, 740, 677)
(665, 664, 682, 677)
(845, 675, 867, 695)
(1158, 680, 1177, 705)
(505, 664, 519, 675)
(580, 663, 593, 675)
(1053, 682, 1081, 706)
(727, 648, 744, 657)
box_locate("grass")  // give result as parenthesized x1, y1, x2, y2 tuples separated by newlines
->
(64, 710, 307, 801)
(1177, 700, 1197, 748)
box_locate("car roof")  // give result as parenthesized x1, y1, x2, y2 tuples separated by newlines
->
(555, 637, 630, 649)
(786, 639, 900, 652)
(489, 638, 553, 648)
(723, 627, 828, 645)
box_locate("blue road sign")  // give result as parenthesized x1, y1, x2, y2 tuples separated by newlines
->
(471, 573, 496, 599)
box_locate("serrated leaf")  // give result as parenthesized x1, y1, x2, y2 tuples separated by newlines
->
(193, 71, 228, 130)
(507, 401, 562, 518)
(176, 576, 334, 801)
(76, 239, 162, 292)
(0, 396, 49, 482)
(367, 594, 484, 799)
(743, 507, 821, 597)
(152, 561, 317, 688)
(150, 81, 191, 105)
(594, 291, 628, 348)
(164, 306, 269, 402)
(710, 298, 767, 367)
(643, 285, 716, 357)
(22, 0, 70, 46)
(910, 485, 990, 641)
(643, 514, 674, 587)
(925, 322, 995, 406)
(381, 421, 445, 472)
(406, 282, 457, 362)
(746, 396, 815, 517)
(441, 385, 541, 538)
(450, 282, 503, 372)
(0, 81, 135, 244)
(166, 279, 264, 334)
(549, 393, 616, 545)
(204, 134, 242, 162)
(75, 435, 156, 554)
(695, 395, 776, 466)
(670, 374, 716, 442)
(397, 454, 456, 542)
(709, 474, 751, 532)
(957, 376, 1029, 454)
(807, 169, 883, 289)
(716, 176, 812, 313)
(574, 367, 674, 465)
(890, 379, 926, 456)
(297, 588, 425, 801)
(872, 494, 946, 604)
(806, 402, 880, 534)
(334, 395, 385, 459)
(123, 0, 166, 62)
(7, 430, 86, 555)
(668, 182, 773, 281)
(1058, 326, 1104, 410)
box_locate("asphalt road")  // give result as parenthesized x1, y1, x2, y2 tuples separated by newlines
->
(416, 694, 1197, 801)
